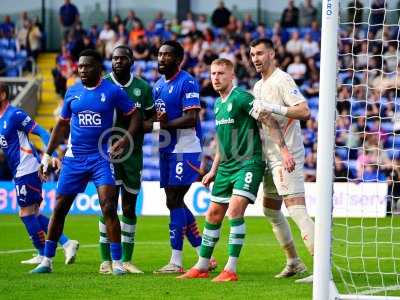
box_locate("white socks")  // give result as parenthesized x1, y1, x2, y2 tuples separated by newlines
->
(287, 205, 315, 255)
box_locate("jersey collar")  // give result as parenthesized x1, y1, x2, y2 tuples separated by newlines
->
(164, 70, 180, 83)
(84, 79, 102, 90)
(221, 86, 236, 103)
(110, 72, 134, 87)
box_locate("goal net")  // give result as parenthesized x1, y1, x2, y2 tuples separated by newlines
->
(314, 1, 400, 299)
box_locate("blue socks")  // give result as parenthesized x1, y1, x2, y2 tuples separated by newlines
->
(21, 215, 46, 255)
(110, 243, 122, 261)
(44, 240, 57, 258)
(36, 214, 69, 246)
(184, 206, 202, 248)
(169, 208, 187, 251)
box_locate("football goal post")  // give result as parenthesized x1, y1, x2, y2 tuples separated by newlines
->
(314, 0, 400, 299)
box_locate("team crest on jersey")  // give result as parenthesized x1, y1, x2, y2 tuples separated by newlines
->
(78, 110, 102, 127)
(155, 99, 166, 113)
(100, 93, 106, 102)
(169, 86, 174, 94)
(0, 135, 7, 148)
(133, 88, 141, 97)
(290, 88, 302, 98)
(227, 103, 233, 112)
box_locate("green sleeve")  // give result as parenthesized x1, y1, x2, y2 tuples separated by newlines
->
(240, 91, 255, 115)
(143, 83, 154, 111)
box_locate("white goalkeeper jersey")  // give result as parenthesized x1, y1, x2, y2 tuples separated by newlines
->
(253, 68, 306, 166)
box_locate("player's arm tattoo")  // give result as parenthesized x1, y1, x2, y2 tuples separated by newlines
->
(45, 118, 70, 155)
(261, 114, 287, 150)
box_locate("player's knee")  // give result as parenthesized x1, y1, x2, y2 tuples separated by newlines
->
(122, 202, 136, 219)
(263, 207, 285, 225)
(166, 197, 184, 210)
(206, 208, 224, 224)
(101, 200, 118, 218)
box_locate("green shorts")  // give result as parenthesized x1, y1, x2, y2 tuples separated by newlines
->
(114, 150, 143, 194)
(211, 161, 265, 204)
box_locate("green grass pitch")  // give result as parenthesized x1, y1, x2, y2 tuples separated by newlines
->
(0, 215, 314, 299)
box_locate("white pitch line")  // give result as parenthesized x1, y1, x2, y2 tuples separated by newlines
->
(0, 241, 276, 255)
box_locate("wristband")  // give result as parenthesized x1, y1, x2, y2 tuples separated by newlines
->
(153, 122, 160, 131)
(269, 103, 288, 116)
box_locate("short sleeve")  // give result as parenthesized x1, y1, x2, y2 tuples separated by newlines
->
(60, 88, 72, 120)
(15, 109, 36, 134)
(182, 79, 200, 111)
(279, 75, 306, 107)
(143, 84, 154, 111)
(114, 87, 136, 115)
(240, 91, 255, 115)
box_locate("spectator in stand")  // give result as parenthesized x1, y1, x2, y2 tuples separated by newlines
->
(111, 14, 123, 32)
(116, 23, 128, 41)
(280, 0, 299, 28)
(1, 15, 15, 37)
(26, 19, 42, 61)
(59, 0, 79, 38)
(286, 30, 303, 55)
(211, 1, 231, 28)
(98, 21, 116, 54)
(309, 20, 321, 42)
(181, 12, 196, 36)
(132, 35, 149, 61)
(16, 12, 29, 32)
(196, 14, 209, 32)
(299, 0, 317, 27)
(355, 41, 369, 70)
(334, 155, 349, 182)
(243, 13, 256, 33)
(124, 10, 143, 32)
(81, 35, 95, 52)
(301, 33, 319, 59)
(17, 20, 29, 50)
(153, 11, 166, 36)
(52, 45, 76, 97)
(370, 0, 386, 34)
(383, 42, 399, 73)
(304, 152, 317, 182)
(254, 23, 268, 40)
(387, 158, 400, 214)
(347, 0, 363, 25)
(129, 21, 145, 47)
(71, 21, 86, 42)
(287, 54, 307, 85)
(302, 72, 319, 98)
(225, 15, 238, 37)
(87, 25, 99, 45)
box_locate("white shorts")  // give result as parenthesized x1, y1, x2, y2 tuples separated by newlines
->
(263, 159, 305, 198)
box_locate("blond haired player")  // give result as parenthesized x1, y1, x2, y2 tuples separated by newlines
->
(250, 38, 315, 283)
(178, 58, 295, 282)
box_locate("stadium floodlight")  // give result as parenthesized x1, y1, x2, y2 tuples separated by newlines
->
(314, 1, 400, 299)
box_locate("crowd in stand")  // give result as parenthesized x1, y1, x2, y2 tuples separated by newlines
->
(0, 12, 44, 76)
(1, 0, 400, 199)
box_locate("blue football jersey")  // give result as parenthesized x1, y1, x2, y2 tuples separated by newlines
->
(152, 70, 202, 153)
(0, 104, 40, 178)
(60, 79, 136, 156)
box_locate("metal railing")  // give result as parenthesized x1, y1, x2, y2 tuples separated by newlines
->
(0, 77, 42, 117)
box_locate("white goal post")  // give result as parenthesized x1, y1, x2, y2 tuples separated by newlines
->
(314, 0, 400, 299)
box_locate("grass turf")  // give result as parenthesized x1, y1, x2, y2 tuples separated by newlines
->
(0, 215, 313, 299)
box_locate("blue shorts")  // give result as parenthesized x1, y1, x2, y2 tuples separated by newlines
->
(14, 171, 43, 208)
(159, 152, 201, 188)
(57, 153, 115, 196)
